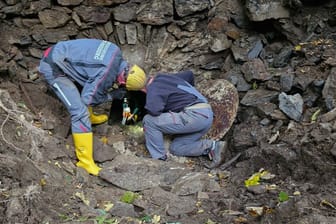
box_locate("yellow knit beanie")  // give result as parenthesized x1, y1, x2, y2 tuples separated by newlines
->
(126, 65, 146, 91)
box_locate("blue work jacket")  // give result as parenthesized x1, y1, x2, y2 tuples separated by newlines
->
(145, 70, 207, 116)
(42, 39, 128, 106)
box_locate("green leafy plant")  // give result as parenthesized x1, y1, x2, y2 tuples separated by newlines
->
(93, 214, 119, 224)
(278, 191, 289, 202)
(120, 191, 139, 204)
(140, 215, 152, 222)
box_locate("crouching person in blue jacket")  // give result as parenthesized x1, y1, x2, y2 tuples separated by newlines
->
(143, 70, 227, 168)
(38, 39, 147, 175)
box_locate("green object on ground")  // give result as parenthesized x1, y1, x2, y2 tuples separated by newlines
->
(278, 191, 289, 202)
(120, 191, 138, 204)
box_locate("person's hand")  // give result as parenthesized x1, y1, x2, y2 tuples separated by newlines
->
(127, 113, 134, 121)
(107, 88, 127, 101)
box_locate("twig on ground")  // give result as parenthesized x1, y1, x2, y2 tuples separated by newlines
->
(220, 152, 242, 170)
(18, 80, 39, 117)
(0, 114, 24, 152)
(0, 90, 43, 152)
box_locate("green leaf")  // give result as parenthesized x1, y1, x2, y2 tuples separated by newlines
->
(252, 81, 258, 90)
(278, 191, 289, 202)
(141, 215, 151, 222)
(311, 108, 321, 122)
(120, 191, 138, 204)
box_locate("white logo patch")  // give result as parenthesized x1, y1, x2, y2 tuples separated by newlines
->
(94, 41, 111, 61)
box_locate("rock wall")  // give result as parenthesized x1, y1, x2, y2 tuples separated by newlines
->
(0, 0, 332, 76)
(1, 0, 336, 140)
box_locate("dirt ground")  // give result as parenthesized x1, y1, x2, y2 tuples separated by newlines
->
(1, 1, 336, 224)
(1, 51, 336, 223)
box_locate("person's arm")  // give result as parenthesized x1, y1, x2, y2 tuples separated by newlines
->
(107, 87, 127, 101)
(82, 46, 126, 106)
(145, 84, 167, 116)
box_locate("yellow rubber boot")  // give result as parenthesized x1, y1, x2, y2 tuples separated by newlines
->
(73, 132, 101, 176)
(88, 106, 108, 125)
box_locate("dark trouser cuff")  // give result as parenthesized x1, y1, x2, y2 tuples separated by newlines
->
(158, 155, 167, 161)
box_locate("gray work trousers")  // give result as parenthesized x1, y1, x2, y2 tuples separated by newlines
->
(143, 107, 214, 159)
(39, 58, 91, 133)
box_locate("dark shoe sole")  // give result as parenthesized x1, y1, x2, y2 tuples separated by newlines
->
(204, 141, 227, 169)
